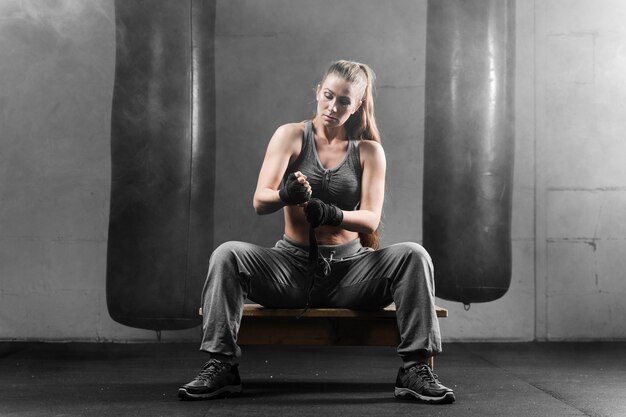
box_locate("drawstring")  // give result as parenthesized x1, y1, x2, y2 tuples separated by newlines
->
(320, 251, 334, 277)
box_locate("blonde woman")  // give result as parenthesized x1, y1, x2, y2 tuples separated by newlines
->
(179, 60, 455, 404)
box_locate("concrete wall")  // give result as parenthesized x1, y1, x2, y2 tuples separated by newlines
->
(0, 0, 624, 342)
(534, 0, 626, 340)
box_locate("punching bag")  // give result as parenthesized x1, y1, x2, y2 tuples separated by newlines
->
(106, 0, 216, 330)
(423, 0, 515, 304)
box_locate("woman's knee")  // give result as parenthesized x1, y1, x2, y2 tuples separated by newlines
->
(388, 242, 432, 264)
(209, 241, 251, 265)
(206, 241, 255, 286)
(204, 241, 252, 294)
(386, 242, 435, 289)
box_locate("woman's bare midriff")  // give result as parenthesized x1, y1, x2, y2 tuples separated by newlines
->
(283, 205, 359, 246)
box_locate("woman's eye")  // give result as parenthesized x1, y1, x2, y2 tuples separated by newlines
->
(324, 93, 333, 100)
(340, 100, 350, 107)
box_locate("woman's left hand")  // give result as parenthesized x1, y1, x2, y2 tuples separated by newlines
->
(304, 198, 343, 228)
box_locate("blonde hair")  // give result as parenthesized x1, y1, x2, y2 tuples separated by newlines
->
(320, 60, 381, 144)
(320, 60, 382, 248)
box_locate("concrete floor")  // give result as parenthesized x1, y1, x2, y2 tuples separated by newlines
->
(1, 341, 625, 417)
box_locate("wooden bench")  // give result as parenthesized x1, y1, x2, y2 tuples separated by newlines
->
(200, 303, 448, 368)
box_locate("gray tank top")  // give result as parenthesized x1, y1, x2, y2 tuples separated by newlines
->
(282, 121, 362, 211)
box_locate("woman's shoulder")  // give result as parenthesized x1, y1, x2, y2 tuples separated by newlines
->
(273, 121, 307, 141)
(357, 138, 385, 161)
(266, 122, 307, 155)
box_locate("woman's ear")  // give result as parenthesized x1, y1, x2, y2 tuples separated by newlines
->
(315, 84, 321, 100)
(353, 99, 364, 114)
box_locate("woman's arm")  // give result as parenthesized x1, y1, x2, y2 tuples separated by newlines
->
(253, 123, 310, 215)
(339, 140, 386, 234)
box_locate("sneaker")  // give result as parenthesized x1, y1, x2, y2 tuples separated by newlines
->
(394, 364, 455, 404)
(178, 359, 242, 400)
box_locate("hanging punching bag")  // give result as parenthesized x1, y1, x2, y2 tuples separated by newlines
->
(423, 0, 515, 304)
(106, 0, 216, 330)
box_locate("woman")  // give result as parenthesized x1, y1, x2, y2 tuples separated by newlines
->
(178, 60, 455, 404)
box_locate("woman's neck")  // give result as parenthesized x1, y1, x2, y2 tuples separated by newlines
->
(312, 117, 347, 144)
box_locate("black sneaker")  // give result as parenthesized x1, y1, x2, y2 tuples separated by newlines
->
(178, 359, 242, 400)
(394, 364, 455, 404)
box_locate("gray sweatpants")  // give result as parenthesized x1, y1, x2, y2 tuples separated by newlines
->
(200, 235, 442, 367)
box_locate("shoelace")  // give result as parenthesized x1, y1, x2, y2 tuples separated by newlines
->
(410, 364, 439, 384)
(196, 359, 228, 383)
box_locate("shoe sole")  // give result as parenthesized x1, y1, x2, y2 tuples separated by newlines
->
(178, 384, 242, 401)
(394, 387, 455, 404)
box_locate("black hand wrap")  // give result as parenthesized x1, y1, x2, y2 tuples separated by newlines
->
(279, 173, 311, 205)
(296, 198, 343, 320)
(304, 198, 343, 228)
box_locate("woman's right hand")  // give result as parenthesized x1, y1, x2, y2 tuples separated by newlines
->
(279, 171, 311, 205)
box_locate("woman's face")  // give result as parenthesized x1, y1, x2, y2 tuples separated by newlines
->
(316, 74, 363, 128)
